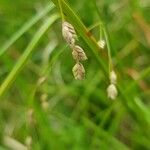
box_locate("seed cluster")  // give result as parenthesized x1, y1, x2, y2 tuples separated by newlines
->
(62, 21, 118, 99)
(107, 71, 118, 100)
(62, 21, 87, 80)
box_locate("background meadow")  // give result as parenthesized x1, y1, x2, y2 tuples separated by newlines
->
(0, 0, 150, 149)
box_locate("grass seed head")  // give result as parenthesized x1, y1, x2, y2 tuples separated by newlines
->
(107, 84, 118, 100)
(98, 40, 105, 49)
(110, 70, 117, 84)
(72, 45, 87, 61)
(72, 62, 85, 80)
(62, 21, 76, 47)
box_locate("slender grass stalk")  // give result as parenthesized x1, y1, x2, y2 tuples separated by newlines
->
(58, 0, 64, 21)
(0, 14, 59, 98)
(92, 0, 113, 73)
(51, 0, 150, 121)
(100, 25, 103, 41)
(0, 2, 55, 57)
(103, 28, 113, 72)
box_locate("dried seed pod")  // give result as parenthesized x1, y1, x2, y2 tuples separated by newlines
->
(62, 21, 76, 46)
(110, 71, 117, 84)
(72, 45, 87, 61)
(72, 63, 85, 80)
(107, 84, 118, 100)
(98, 40, 105, 49)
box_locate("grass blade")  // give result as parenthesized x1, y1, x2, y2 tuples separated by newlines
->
(0, 2, 55, 57)
(0, 14, 59, 97)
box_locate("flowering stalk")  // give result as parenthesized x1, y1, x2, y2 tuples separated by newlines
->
(98, 25, 106, 49)
(103, 28, 113, 73)
(58, 0, 64, 21)
(104, 29, 118, 99)
(92, 0, 118, 99)
(59, 0, 87, 80)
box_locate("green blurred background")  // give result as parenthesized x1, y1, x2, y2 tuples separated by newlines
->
(0, 0, 150, 149)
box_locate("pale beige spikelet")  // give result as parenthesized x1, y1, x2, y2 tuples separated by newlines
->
(62, 21, 77, 46)
(98, 40, 105, 49)
(72, 45, 87, 61)
(72, 63, 85, 80)
(107, 84, 118, 100)
(110, 71, 117, 84)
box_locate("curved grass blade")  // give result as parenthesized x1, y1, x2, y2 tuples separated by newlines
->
(0, 14, 59, 98)
(0, 2, 55, 57)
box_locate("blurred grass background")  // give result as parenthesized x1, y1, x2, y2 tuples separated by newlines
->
(0, 0, 150, 149)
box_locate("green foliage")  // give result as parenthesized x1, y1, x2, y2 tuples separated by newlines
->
(0, 0, 150, 149)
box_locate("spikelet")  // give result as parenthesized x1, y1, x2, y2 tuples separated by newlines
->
(98, 40, 105, 49)
(72, 45, 87, 61)
(72, 63, 85, 80)
(107, 84, 118, 100)
(110, 71, 117, 84)
(62, 21, 77, 47)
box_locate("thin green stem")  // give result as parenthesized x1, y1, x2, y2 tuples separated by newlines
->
(83, 117, 130, 150)
(100, 26, 103, 41)
(92, 0, 113, 73)
(88, 21, 101, 31)
(58, 0, 64, 21)
(103, 28, 113, 72)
